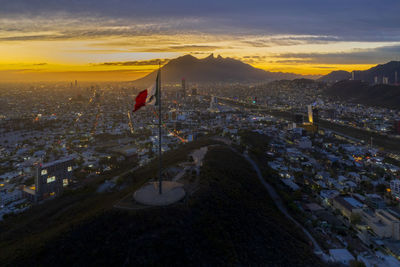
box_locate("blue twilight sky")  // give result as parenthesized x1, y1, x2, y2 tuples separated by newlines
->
(0, 0, 399, 80)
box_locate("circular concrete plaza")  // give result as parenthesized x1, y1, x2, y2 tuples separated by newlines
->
(133, 181, 186, 206)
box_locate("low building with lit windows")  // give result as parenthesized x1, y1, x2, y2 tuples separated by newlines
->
(23, 157, 74, 203)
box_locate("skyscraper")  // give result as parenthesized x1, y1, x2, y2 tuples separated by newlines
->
(181, 78, 186, 99)
(383, 77, 389, 84)
(307, 105, 313, 124)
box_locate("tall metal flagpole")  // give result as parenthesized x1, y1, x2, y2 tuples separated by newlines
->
(158, 63, 162, 194)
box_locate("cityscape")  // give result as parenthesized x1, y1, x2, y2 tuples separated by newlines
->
(1, 1, 400, 266)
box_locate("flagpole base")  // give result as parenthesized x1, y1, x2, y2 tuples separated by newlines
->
(133, 181, 185, 206)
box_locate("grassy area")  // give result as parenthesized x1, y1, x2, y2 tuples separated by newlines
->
(1, 142, 322, 266)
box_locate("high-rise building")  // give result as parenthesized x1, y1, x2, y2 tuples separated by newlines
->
(393, 120, 400, 135)
(374, 76, 378, 84)
(383, 77, 389, 84)
(307, 105, 313, 124)
(181, 78, 186, 99)
(312, 108, 319, 124)
(395, 71, 398, 84)
(191, 88, 197, 96)
(351, 71, 355, 80)
(326, 109, 336, 120)
(75, 80, 78, 87)
(390, 180, 400, 200)
(209, 96, 219, 110)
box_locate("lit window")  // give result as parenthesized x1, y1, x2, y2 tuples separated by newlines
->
(41, 169, 48, 175)
(63, 179, 69, 186)
(67, 166, 72, 172)
(47, 176, 56, 183)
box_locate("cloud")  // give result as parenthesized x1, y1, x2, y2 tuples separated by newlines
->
(240, 35, 341, 48)
(0, 69, 151, 82)
(271, 44, 400, 64)
(0, 0, 399, 42)
(96, 59, 169, 66)
(144, 45, 224, 52)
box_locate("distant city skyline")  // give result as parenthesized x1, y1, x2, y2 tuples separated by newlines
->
(0, 0, 400, 81)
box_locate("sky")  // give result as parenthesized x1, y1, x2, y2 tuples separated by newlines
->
(0, 0, 400, 81)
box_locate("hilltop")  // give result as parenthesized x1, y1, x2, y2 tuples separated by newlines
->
(318, 70, 351, 83)
(319, 61, 400, 84)
(325, 80, 400, 109)
(0, 140, 322, 266)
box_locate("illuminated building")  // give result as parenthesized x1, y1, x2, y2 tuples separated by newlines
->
(383, 77, 389, 84)
(307, 105, 313, 124)
(23, 157, 74, 203)
(390, 180, 400, 200)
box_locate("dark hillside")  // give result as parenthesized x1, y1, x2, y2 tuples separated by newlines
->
(7, 146, 322, 266)
(325, 80, 400, 108)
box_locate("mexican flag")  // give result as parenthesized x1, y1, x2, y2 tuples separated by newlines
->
(133, 70, 160, 112)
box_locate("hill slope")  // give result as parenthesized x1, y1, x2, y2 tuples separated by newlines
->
(3, 145, 323, 266)
(318, 70, 351, 83)
(325, 80, 400, 108)
(320, 61, 400, 84)
(132, 54, 303, 86)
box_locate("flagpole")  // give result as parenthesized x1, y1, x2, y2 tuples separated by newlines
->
(158, 62, 162, 194)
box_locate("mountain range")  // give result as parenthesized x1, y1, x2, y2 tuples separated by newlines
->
(132, 54, 306, 86)
(319, 61, 400, 84)
(317, 70, 351, 83)
(132, 54, 400, 87)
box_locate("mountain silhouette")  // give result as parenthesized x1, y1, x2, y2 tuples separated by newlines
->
(320, 61, 400, 84)
(132, 54, 304, 86)
(318, 70, 351, 82)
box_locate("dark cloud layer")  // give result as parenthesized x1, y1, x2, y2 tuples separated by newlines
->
(97, 59, 169, 66)
(1, 0, 400, 42)
(272, 45, 400, 64)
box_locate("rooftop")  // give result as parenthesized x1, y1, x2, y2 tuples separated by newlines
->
(41, 157, 74, 168)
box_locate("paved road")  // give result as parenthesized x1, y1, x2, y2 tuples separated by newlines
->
(243, 152, 329, 261)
